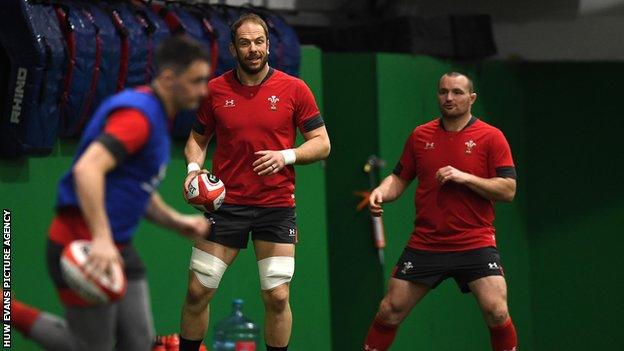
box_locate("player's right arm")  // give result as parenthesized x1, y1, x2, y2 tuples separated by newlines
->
(183, 130, 212, 199)
(74, 108, 149, 278)
(73, 142, 122, 279)
(370, 131, 418, 216)
(183, 94, 215, 200)
(369, 174, 411, 216)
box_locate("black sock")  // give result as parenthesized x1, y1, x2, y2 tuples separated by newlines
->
(179, 336, 203, 351)
(266, 344, 288, 351)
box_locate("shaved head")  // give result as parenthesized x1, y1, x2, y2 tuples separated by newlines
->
(440, 72, 474, 93)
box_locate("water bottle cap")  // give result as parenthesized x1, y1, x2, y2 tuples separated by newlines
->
(233, 299, 244, 305)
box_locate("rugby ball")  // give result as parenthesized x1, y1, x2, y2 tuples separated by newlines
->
(60, 240, 126, 304)
(186, 173, 226, 212)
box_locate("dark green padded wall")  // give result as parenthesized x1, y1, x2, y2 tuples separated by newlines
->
(0, 46, 330, 351)
(519, 63, 624, 350)
(322, 53, 386, 351)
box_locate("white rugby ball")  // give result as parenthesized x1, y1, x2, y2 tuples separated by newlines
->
(60, 240, 126, 304)
(186, 173, 226, 212)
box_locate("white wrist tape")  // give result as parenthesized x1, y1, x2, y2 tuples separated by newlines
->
(187, 162, 201, 174)
(279, 149, 296, 165)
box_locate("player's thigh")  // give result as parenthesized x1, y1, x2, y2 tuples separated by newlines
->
(115, 279, 155, 351)
(384, 277, 430, 313)
(194, 238, 240, 264)
(65, 303, 116, 351)
(187, 240, 239, 297)
(468, 275, 508, 310)
(253, 239, 295, 260)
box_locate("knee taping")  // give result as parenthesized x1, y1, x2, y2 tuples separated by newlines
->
(257, 256, 295, 290)
(189, 248, 228, 289)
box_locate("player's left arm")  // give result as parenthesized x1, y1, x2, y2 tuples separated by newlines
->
(254, 79, 330, 176)
(144, 192, 209, 240)
(436, 168, 516, 202)
(437, 129, 517, 202)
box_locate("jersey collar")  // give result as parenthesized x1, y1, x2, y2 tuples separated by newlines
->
(439, 115, 478, 132)
(233, 67, 275, 87)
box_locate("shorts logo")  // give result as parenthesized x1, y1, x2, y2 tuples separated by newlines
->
(401, 261, 413, 274)
(268, 95, 280, 111)
(425, 142, 435, 150)
(224, 99, 235, 107)
(465, 140, 476, 154)
(488, 262, 500, 270)
(289, 228, 296, 237)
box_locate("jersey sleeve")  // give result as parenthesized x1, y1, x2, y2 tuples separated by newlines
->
(294, 80, 324, 133)
(193, 93, 215, 137)
(392, 131, 418, 181)
(488, 129, 517, 179)
(96, 108, 150, 162)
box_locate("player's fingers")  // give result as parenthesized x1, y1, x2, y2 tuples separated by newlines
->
(254, 158, 276, 173)
(257, 166, 275, 176)
(252, 154, 272, 167)
(370, 208, 383, 216)
(254, 150, 269, 156)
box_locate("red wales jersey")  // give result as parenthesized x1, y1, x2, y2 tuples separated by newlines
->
(195, 68, 324, 207)
(393, 117, 516, 251)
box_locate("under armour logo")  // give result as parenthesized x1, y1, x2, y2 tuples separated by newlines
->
(289, 228, 296, 237)
(401, 261, 413, 274)
(364, 345, 379, 351)
(488, 262, 499, 269)
(224, 99, 235, 107)
(425, 142, 435, 150)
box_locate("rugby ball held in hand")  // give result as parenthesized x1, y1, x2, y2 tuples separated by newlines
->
(60, 240, 127, 304)
(187, 173, 226, 212)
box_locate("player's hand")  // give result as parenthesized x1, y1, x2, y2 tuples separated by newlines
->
(252, 150, 285, 176)
(84, 236, 123, 281)
(176, 214, 210, 240)
(369, 188, 384, 217)
(436, 165, 472, 185)
(182, 169, 210, 202)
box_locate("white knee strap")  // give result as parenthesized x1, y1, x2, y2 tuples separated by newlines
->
(189, 248, 228, 289)
(257, 256, 295, 290)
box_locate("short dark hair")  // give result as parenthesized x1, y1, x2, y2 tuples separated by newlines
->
(230, 13, 269, 43)
(154, 35, 210, 74)
(442, 72, 475, 93)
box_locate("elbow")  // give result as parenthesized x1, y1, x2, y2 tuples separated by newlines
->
(72, 160, 88, 180)
(500, 189, 516, 203)
(322, 140, 331, 160)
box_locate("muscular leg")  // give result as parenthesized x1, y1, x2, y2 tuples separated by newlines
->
(253, 240, 295, 348)
(364, 278, 430, 351)
(469, 276, 518, 350)
(115, 279, 155, 351)
(180, 239, 239, 343)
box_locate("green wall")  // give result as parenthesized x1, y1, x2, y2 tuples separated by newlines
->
(1, 46, 331, 351)
(322, 54, 385, 350)
(519, 63, 624, 350)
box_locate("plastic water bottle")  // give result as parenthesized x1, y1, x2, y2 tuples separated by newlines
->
(213, 299, 261, 351)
